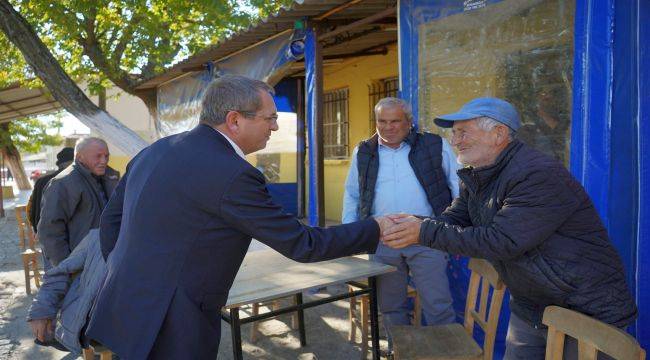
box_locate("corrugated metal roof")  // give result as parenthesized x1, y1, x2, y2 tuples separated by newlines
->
(135, 0, 397, 90)
(0, 83, 61, 123)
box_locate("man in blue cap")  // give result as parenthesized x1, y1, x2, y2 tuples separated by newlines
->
(381, 98, 637, 359)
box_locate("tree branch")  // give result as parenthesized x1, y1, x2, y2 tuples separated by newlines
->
(0, 0, 148, 156)
(113, 15, 142, 64)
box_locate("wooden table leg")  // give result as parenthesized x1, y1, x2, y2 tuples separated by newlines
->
(230, 307, 243, 360)
(369, 276, 380, 360)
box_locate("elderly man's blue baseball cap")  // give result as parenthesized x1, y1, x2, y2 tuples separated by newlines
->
(434, 97, 521, 131)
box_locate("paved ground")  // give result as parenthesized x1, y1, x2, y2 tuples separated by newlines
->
(0, 188, 389, 359)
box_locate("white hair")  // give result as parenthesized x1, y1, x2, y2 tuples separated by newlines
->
(374, 97, 413, 122)
(74, 137, 108, 157)
(476, 116, 516, 140)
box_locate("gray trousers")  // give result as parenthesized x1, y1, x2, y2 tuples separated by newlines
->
(374, 244, 456, 348)
(504, 312, 615, 360)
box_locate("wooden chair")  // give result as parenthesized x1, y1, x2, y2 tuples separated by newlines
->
(82, 343, 113, 360)
(348, 280, 420, 358)
(391, 258, 506, 360)
(543, 306, 646, 360)
(249, 295, 298, 342)
(15, 205, 42, 295)
(15, 204, 30, 250)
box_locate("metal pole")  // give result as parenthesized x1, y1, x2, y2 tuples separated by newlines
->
(296, 77, 306, 218)
(295, 292, 307, 346)
(229, 307, 243, 360)
(0, 153, 5, 217)
(305, 21, 325, 227)
(369, 276, 380, 360)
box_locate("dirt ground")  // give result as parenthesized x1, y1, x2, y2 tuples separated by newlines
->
(0, 189, 389, 359)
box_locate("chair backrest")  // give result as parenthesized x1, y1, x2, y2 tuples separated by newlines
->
(543, 305, 646, 360)
(464, 258, 506, 360)
(15, 205, 36, 249)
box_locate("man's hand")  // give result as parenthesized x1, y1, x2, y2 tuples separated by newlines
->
(29, 318, 54, 342)
(381, 214, 423, 249)
(373, 216, 396, 235)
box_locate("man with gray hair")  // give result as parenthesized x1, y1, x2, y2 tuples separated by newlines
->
(38, 136, 119, 267)
(382, 97, 637, 359)
(86, 74, 392, 359)
(342, 97, 460, 352)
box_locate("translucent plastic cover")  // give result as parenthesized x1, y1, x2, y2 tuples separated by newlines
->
(400, 0, 574, 165)
(156, 31, 299, 137)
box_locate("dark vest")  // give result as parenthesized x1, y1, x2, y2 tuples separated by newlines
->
(356, 131, 452, 219)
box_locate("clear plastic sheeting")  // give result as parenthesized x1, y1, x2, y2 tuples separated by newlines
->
(214, 30, 298, 86)
(156, 71, 212, 137)
(156, 30, 300, 137)
(400, 0, 574, 165)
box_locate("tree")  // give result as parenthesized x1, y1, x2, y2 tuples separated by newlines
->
(0, 117, 63, 190)
(0, 0, 291, 183)
(2, 0, 292, 116)
(0, 0, 149, 156)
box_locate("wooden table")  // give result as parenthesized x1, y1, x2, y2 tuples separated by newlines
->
(221, 250, 395, 360)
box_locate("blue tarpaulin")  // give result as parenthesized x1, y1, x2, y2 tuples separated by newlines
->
(637, 0, 650, 346)
(571, 0, 647, 344)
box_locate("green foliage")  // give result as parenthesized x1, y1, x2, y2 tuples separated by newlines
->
(2, 0, 295, 95)
(249, 0, 294, 18)
(0, 116, 63, 153)
(0, 33, 35, 88)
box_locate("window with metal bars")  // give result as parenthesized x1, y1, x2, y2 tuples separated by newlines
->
(323, 88, 349, 159)
(368, 77, 399, 134)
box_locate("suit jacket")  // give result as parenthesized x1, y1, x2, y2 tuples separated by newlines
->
(86, 124, 379, 359)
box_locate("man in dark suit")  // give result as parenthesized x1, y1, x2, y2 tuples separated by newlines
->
(86, 75, 391, 359)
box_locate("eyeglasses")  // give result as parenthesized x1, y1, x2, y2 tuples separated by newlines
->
(235, 110, 278, 124)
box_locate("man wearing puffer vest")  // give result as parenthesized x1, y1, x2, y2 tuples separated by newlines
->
(382, 97, 637, 360)
(342, 97, 461, 354)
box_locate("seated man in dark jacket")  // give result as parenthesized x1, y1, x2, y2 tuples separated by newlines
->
(382, 97, 637, 359)
(27, 230, 106, 355)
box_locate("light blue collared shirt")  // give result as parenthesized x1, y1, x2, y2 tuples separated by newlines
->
(342, 138, 460, 224)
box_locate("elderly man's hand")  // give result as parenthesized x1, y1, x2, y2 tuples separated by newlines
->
(373, 216, 396, 235)
(381, 214, 423, 249)
(29, 318, 54, 342)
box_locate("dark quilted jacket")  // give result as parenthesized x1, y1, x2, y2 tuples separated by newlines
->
(356, 131, 451, 219)
(420, 140, 637, 328)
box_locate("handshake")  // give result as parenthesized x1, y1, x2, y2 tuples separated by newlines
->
(373, 214, 424, 249)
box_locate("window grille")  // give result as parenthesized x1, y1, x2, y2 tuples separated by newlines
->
(368, 77, 399, 134)
(323, 88, 349, 159)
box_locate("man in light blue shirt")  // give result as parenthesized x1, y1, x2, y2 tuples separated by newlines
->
(342, 97, 459, 350)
